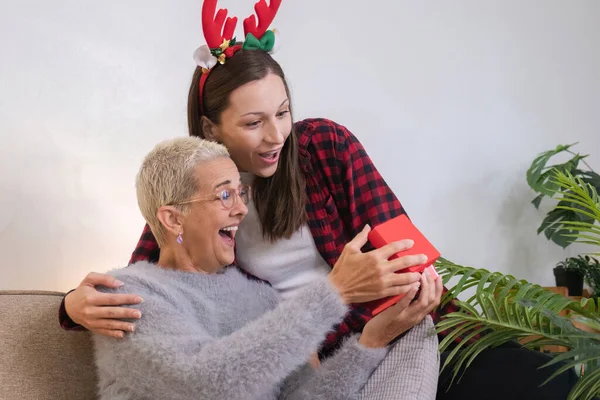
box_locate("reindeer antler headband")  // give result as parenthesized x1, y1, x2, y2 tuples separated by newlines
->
(193, 0, 282, 114)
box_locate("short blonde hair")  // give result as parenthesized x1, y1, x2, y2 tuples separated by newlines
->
(136, 137, 230, 247)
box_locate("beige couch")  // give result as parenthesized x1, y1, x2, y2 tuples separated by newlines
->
(0, 291, 98, 400)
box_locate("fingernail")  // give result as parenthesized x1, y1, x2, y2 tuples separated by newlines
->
(137, 297, 144, 303)
(424, 268, 430, 276)
(129, 325, 136, 333)
(117, 332, 124, 339)
(133, 311, 142, 319)
(405, 239, 415, 247)
(115, 280, 124, 287)
(428, 266, 439, 278)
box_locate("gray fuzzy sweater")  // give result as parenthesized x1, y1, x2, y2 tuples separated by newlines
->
(93, 261, 388, 399)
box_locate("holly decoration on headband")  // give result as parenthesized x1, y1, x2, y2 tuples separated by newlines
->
(242, 30, 275, 52)
(210, 37, 239, 64)
(193, 0, 282, 71)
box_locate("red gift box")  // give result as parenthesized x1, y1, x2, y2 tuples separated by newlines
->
(364, 215, 441, 316)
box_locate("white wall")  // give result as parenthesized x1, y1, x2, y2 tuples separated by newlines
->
(1, 0, 599, 292)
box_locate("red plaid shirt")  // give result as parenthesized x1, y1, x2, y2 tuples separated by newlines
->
(59, 118, 460, 357)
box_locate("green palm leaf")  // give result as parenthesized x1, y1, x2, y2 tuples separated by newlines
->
(569, 367, 600, 400)
(526, 144, 600, 248)
(438, 156, 600, 399)
(435, 259, 600, 399)
(552, 170, 600, 249)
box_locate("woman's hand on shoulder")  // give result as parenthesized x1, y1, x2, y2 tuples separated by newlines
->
(64, 272, 143, 338)
(328, 225, 425, 304)
(358, 268, 443, 348)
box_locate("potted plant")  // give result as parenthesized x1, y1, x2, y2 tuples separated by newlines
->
(554, 255, 600, 298)
(436, 170, 600, 400)
(526, 143, 600, 289)
(526, 143, 600, 248)
(554, 256, 587, 296)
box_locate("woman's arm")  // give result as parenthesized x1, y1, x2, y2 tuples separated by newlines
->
(311, 119, 461, 340)
(95, 276, 349, 400)
(279, 334, 388, 400)
(57, 225, 156, 334)
(280, 271, 441, 400)
(58, 273, 142, 336)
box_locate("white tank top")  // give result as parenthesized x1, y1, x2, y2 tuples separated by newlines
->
(235, 173, 330, 299)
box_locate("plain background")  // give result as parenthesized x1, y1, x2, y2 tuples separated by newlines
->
(1, 0, 599, 292)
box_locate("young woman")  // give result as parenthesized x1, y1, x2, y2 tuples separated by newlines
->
(60, 1, 577, 398)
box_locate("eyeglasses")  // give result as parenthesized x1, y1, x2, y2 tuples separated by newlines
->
(170, 185, 251, 210)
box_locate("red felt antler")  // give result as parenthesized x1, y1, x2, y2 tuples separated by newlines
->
(202, 0, 238, 49)
(243, 0, 282, 39)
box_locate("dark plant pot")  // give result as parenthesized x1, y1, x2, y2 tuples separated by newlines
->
(553, 267, 584, 296)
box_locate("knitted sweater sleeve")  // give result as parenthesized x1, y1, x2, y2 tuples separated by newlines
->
(278, 334, 388, 399)
(93, 273, 348, 400)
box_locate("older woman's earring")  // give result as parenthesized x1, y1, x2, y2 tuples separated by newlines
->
(176, 233, 183, 244)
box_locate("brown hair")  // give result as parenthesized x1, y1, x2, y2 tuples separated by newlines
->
(187, 50, 306, 241)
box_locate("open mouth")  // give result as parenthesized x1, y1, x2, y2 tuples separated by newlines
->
(258, 149, 281, 163)
(219, 226, 238, 242)
(260, 150, 279, 159)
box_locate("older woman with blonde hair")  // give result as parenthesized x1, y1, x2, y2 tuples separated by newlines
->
(92, 136, 441, 400)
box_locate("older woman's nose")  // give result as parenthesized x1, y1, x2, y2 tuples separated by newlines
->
(231, 197, 248, 218)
